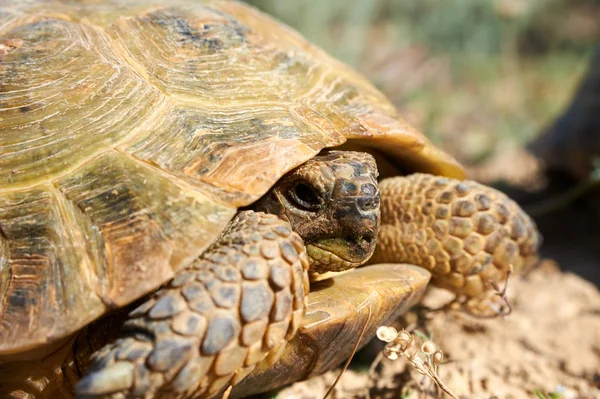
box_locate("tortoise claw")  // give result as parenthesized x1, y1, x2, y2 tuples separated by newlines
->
(76, 362, 134, 397)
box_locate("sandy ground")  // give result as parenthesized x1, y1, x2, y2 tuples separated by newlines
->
(269, 260, 600, 399)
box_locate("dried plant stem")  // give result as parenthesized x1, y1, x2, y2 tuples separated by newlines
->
(374, 326, 461, 399)
(324, 306, 371, 399)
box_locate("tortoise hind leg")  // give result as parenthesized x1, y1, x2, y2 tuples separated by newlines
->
(76, 211, 309, 399)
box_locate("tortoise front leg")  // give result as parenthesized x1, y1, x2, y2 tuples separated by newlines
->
(76, 211, 309, 399)
(369, 174, 541, 298)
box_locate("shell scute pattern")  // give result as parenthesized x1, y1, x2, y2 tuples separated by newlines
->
(0, 17, 162, 188)
(0, 0, 463, 357)
(146, 6, 249, 54)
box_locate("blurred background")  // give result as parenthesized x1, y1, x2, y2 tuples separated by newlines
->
(244, 0, 600, 286)
(245, 0, 599, 180)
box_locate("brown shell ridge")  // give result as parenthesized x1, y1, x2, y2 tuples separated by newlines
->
(52, 148, 237, 299)
(0, 15, 166, 190)
(0, 228, 11, 316)
(0, 184, 106, 355)
(1, 2, 328, 205)
(96, 4, 349, 206)
(113, 147, 241, 210)
(0, 10, 20, 36)
(0, 94, 171, 196)
(102, 12, 170, 99)
(47, 181, 108, 302)
(0, 148, 237, 355)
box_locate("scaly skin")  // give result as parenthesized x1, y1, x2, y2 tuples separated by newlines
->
(230, 263, 431, 398)
(76, 211, 309, 399)
(252, 151, 380, 273)
(370, 174, 540, 297)
(2, 152, 539, 399)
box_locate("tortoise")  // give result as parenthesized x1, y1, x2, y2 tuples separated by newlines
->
(0, 0, 541, 398)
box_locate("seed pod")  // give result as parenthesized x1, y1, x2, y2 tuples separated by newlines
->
(421, 340, 436, 355)
(383, 347, 399, 360)
(433, 350, 444, 365)
(376, 326, 398, 343)
(394, 329, 413, 350)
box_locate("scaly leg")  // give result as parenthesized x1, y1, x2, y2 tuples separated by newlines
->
(76, 211, 308, 399)
(370, 174, 541, 299)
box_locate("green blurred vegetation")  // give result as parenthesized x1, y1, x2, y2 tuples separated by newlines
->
(244, 0, 599, 167)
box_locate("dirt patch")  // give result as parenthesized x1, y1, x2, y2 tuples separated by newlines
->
(271, 261, 600, 399)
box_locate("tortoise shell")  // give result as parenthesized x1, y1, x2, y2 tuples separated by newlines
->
(0, 0, 464, 355)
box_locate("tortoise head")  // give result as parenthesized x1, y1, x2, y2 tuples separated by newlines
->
(253, 151, 380, 273)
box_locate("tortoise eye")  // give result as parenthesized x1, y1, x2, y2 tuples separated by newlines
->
(289, 181, 322, 211)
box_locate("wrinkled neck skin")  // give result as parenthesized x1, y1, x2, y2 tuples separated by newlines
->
(252, 150, 380, 273)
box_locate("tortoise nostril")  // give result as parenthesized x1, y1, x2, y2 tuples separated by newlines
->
(358, 195, 380, 211)
(361, 183, 377, 196)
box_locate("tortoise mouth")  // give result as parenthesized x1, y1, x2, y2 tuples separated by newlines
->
(306, 235, 375, 274)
